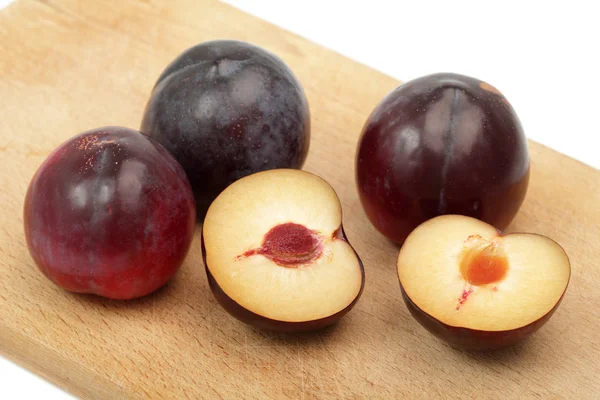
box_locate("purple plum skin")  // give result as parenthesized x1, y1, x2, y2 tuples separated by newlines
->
(141, 40, 310, 217)
(356, 73, 530, 244)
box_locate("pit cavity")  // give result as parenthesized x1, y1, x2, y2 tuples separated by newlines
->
(239, 222, 323, 267)
(460, 234, 508, 286)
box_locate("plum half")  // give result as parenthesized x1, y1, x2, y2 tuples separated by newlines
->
(356, 73, 530, 244)
(23, 127, 196, 300)
(397, 215, 570, 350)
(202, 169, 365, 332)
(141, 40, 310, 218)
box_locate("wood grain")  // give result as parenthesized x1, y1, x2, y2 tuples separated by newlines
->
(1, 0, 599, 398)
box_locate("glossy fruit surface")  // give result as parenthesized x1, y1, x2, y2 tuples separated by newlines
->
(356, 73, 530, 244)
(24, 127, 196, 299)
(141, 40, 310, 218)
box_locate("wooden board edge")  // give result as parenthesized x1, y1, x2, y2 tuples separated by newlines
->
(0, 324, 126, 399)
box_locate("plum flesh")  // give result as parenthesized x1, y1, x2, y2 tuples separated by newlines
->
(23, 127, 196, 299)
(141, 40, 310, 217)
(356, 73, 530, 244)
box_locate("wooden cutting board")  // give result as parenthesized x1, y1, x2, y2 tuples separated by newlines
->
(1, 0, 599, 398)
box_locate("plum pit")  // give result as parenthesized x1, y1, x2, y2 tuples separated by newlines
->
(240, 222, 323, 267)
(460, 235, 508, 286)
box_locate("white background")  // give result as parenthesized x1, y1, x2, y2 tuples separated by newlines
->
(1, 0, 598, 398)
(226, 0, 600, 170)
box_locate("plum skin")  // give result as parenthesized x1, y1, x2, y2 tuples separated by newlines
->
(400, 285, 566, 351)
(201, 226, 365, 332)
(141, 40, 310, 218)
(356, 73, 530, 244)
(23, 127, 196, 300)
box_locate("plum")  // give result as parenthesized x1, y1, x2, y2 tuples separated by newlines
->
(141, 40, 310, 217)
(23, 127, 196, 300)
(356, 73, 530, 245)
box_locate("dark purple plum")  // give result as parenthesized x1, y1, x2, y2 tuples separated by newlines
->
(23, 127, 196, 300)
(356, 73, 530, 244)
(141, 40, 310, 217)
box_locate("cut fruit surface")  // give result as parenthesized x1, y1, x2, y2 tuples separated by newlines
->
(397, 215, 570, 348)
(202, 169, 364, 330)
(239, 222, 324, 267)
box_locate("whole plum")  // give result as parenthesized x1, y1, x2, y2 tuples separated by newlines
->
(141, 40, 310, 217)
(24, 127, 196, 299)
(356, 73, 530, 244)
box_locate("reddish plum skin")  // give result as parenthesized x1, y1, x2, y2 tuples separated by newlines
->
(356, 73, 530, 244)
(23, 127, 196, 300)
(400, 285, 565, 351)
(201, 226, 365, 333)
(141, 40, 310, 217)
